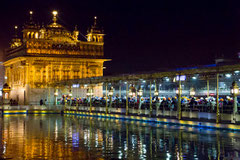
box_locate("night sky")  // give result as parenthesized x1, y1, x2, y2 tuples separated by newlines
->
(1, 0, 240, 75)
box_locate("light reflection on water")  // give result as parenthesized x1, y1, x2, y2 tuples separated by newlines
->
(0, 115, 240, 159)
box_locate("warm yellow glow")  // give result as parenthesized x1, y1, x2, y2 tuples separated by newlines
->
(94, 16, 97, 19)
(35, 32, 38, 39)
(5, 11, 106, 104)
(52, 10, 58, 16)
(234, 88, 239, 94)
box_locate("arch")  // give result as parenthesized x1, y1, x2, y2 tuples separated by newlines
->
(31, 32, 35, 39)
(27, 32, 31, 39)
(93, 36, 96, 42)
(35, 32, 39, 39)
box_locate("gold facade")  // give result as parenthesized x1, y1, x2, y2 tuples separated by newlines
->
(4, 57, 105, 88)
(3, 11, 108, 104)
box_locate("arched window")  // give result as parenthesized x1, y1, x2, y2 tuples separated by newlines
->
(35, 32, 39, 39)
(31, 32, 35, 39)
(27, 32, 31, 39)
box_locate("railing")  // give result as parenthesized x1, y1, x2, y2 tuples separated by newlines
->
(0, 105, 64, 111)
(68, 102, 237, 113)
(1, 102, 239, 122)
(63, 102, 240, 122)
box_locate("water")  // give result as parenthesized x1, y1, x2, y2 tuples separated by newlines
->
(0, 115, 240, 160)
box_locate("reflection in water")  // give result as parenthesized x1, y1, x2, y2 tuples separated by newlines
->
(0, 115, 240, 159)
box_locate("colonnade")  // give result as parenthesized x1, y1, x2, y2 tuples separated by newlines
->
(49, 70, 240, 124)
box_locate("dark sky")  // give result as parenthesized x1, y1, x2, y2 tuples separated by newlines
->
(1, 0, 240, 75)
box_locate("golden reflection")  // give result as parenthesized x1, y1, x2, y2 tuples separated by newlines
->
(1, 115, 240, 159)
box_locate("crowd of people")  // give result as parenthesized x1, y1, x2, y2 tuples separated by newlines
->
(60, 95, 239, 113)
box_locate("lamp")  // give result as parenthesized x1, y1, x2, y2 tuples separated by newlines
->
(52, 10, 58, 16)
(87, 88, 93, 97)
(69, 93, 72, 97)
(137, 88, 143, 96)
(108, 87, 114, 96)
(189, 87, 195, 97)
(108, 87, 114, 113)
(129, 88, 133, 97)
(154, 90, 159, 96)
(231, 81, 239, 123)
(54, 89, 58, 106)
(176, 88, 182, 95)
(231, 82, 239, 95)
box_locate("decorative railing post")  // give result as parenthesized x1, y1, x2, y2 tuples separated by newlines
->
(105, 83, 108, 114)
(177, 79, 182, 120)
(149, 80, 152, 117)
(126, 82, 129, 116)
(216, 73, 220, 123)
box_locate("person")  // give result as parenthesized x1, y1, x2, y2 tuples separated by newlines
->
(189, 97, 196, 109)
(167, 97, 172, 110)
(10, 99, 13, 106)
(155, 98, 161, 116)
(44, 99, 48, 105)
(171, 97, 177, 110)
(40, 99, 43, 106)
(160, 97, 167, 110)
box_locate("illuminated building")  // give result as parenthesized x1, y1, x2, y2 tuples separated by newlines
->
(4, 11, 108, 105)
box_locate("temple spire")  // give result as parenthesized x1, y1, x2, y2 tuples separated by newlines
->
(29, 11, 33, 22)
(14, 25, 18, 38)
(52, 10, 58, 24)
(94, 16, 97, 27)
(86, 16, 104, 42)
(10, 25, 22, 48)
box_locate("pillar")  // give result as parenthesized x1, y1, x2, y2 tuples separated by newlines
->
(105, 83, 108, 114)
(89, 87, 93, 113)
(178, 79, 182, 120)
(149, 80, 152, 117)
(207, 79, 209, 98)
(216, 73, 220, 123)
(126, 82, 129, 116)
(119, 84, 121, 98)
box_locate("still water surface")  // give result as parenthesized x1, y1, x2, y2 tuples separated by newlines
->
(0, 114, 240, 159)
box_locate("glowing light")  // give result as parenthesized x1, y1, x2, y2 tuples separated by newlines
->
(235, 70, 240, 74)
(52, 10, 58, 16)
(234, 88, 239, 94)
(72, 84, 80, 88)
(226, 74, 231, 78)
(108, 87, 114, 96)
(14, 26, 18, 29)
(29, 11, 33, 15)
(176, 75, 186, 81)
(35, 32, 38, 39)
(192, 76, 197, 80)
(94, 16, 97, 19)
(138, 89, 143, 96)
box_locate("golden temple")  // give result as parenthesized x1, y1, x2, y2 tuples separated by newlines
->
(3, 11, 108, 105)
